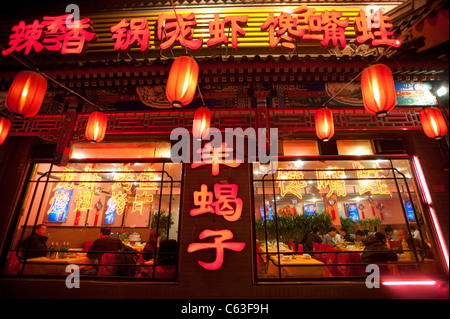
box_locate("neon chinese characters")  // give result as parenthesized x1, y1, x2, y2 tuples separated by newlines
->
(188, 142, 245, 270)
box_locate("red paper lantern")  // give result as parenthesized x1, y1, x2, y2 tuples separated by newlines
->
(361, 64, 396, 118)
(6, 71, 47, 118)
(193, 106, 211, 139)
(419, 107, 448, 140)
(315, 108, 335, 142)
(85, 111, 108, 143)
(0, 116, 11, 145)
(166, 56, 199, 108)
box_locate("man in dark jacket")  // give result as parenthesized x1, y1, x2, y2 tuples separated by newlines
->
(361, 232, 398, 263)
(21, 224, 48, 259)
(304, 227, 322, 253)
(87, 228, 125, 264)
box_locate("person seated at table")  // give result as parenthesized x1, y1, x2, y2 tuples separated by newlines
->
(322, 227, 338, 247)
(397, 229, 434, 260)
(87, 228, 126, 264)
(157, 239, 178, 265)
(339, 228, 354, 243)
(361, 232, 398, 263)
(304, 227, 322, 253)
(410, 226, 420, 239)
(143, 230, 159, 261)
(20, 224, 48, 260)
(355, 230, 366, 243)
(384, 225, 399, 241)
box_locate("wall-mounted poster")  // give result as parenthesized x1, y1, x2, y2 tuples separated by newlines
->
(304, 204, 316, 215)
(47, 188, 73, 223)
(345, 203, 360, 222)
(404, 201, 415, 221)
(260, 204, 274, 221)
(104, 197, 117, 225)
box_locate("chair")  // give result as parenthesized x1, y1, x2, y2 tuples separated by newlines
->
(297, 244, 303, 255)
(154, 265, 176, 279)
(289, 239, 295, 251)
(4, 253, 21, 275)
(325, 248, 339, 276)
(314, 243, 331, 263)
(98, 253, 119, 276)
(336, 252, 351, 276)
(348, 252, 366, 276)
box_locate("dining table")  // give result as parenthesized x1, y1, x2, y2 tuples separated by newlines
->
(259, 242, 293, 264)
(268, 254, 331, 278)
(21, 253, 91, 276)
(123, 241, 146, 252)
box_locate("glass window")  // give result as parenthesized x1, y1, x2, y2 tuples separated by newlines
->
(4, 161, 182, 280)
(253, 159, 441, 281)
(70, 142, 171, 160)
(283, 140, 319, 156)
(336, 140, 374, 155)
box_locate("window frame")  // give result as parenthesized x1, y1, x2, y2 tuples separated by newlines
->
(4, 157, 184, 281)
(252, 154, 444, 283)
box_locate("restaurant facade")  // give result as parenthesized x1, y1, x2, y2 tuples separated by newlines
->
(0, 0, 448, 300)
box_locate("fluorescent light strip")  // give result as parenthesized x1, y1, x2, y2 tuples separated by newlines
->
(382, 281, 436, 286)
(413, 156, 449, 271)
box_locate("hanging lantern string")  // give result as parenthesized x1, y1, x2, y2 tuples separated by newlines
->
(0, 44, 104, 112)
(321, 47, 393, 108)
(197, 83, 206, 107)
(321, 0, 445, 108)
(170, 0, 189, 55)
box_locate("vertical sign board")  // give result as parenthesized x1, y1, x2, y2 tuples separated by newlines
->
(179, 143, 252, 291)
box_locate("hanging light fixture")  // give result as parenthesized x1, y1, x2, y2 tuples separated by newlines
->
(0, 116, 11, 146)
(166, 55, 199, 108)
(85, 111, 108, 143)
(5, 70, 48, 118)
(419, 107, 448, 140)
(193, 106, 211, 140)
(315, 108, 335, 142)
(361, 64, 396, 118)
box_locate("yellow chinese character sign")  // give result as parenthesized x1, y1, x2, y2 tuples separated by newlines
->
(111, 165, 136, 215)
(75, 166, 102, 212)
(132, 168, 159, 215)
(316, 167, 347, 197)
(277, 169, 307, 199)
(357, 164, 391, 195)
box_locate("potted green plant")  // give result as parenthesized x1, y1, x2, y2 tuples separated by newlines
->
(151, 210, 174, 240)
(340, 217, 357, 234)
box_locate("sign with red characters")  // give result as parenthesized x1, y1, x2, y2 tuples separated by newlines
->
(2, 6, 401, 56)
(187, 143, 246, 271)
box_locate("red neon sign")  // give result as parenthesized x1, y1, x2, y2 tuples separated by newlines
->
(111, 18, 150, 52)
(2, 7, 400, 56)
(191, 183, 243, 222)
(2, 14, 96, 55)
(189, 142, 244, 270)
(191, 142, 242, 176)
(187, 229, 245, 270)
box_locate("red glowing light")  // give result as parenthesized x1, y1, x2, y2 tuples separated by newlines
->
(191, 142, 242, 176)
(361, 64, 396, 118)
(187, 229, 245, 270)
(413, 156, 449, 271)
(382, 280, 436, 286)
